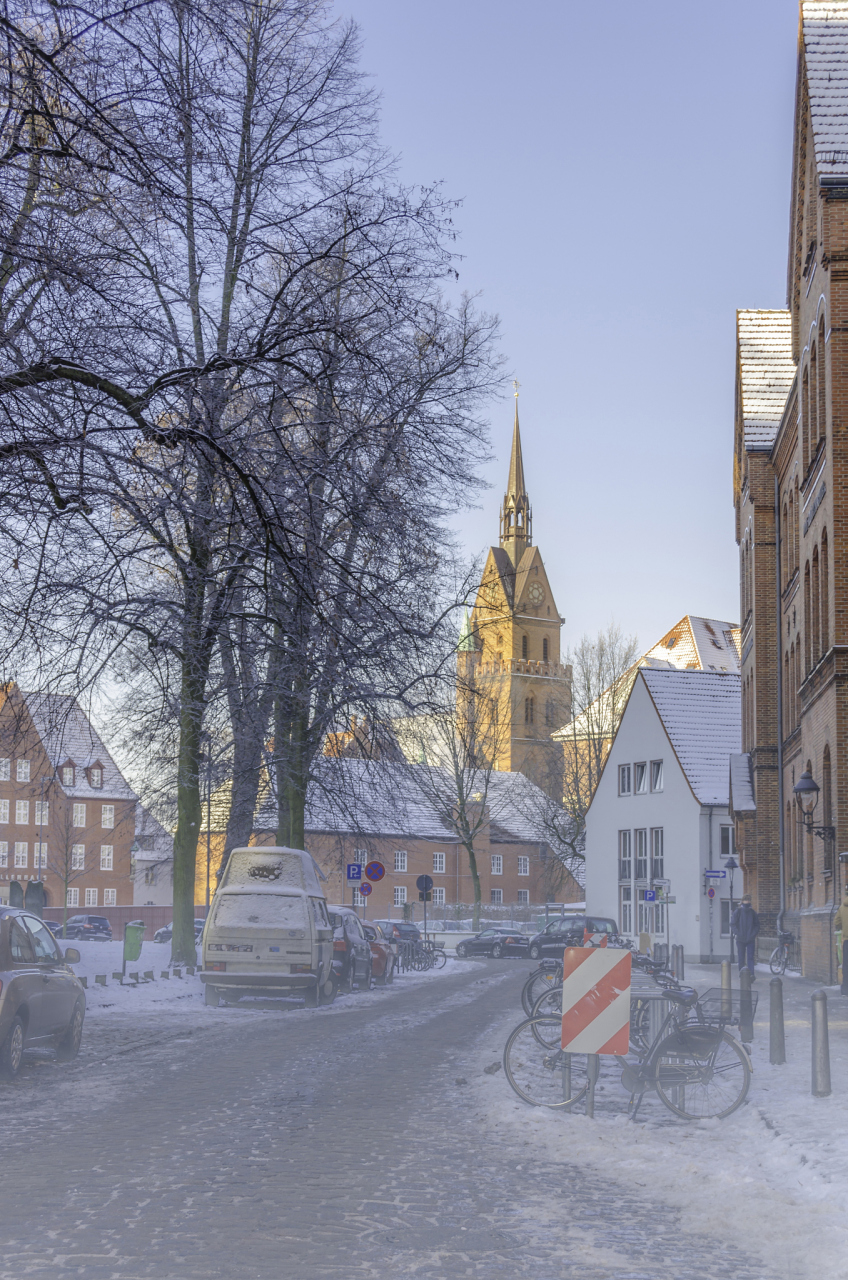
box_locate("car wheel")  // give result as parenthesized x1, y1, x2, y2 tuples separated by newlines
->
(318, 973, 338, 1006)
(492, 942, 503, 959)
(56, 1003, 84, 1061)
(0, 1016, 25, 1079)
(456, 942, 467, 958)
(529, 944, 541, 960)
(204, 984, 221, 1007)
(386, 957, 395, 984)
(357, 959, 372, 991)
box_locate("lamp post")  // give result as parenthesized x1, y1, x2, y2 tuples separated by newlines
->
(793, 769, 835, 844)
(725, 855, 739, 964)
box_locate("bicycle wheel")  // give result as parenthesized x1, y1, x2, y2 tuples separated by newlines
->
(629, 997, 652, 1054)
(531, 988, 562, 1020)
(521, 964, 562, 1017)
(503, 1017, 590, 1108)
(433, 948, 447, 969)
(769, 946, 787, 976)
(653, 1028, 750, 1120)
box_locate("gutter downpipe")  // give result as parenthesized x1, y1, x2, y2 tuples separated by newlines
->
(707, 804, 714, 963)
(775, 474, 786, 935)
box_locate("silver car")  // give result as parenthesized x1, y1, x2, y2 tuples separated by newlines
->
(0, 907, 86, 1079)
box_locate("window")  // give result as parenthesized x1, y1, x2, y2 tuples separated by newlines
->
(0, 800, 8, 824)
(104, 888, 117, 906)
(353, 849, 367, 865)
(33, 843, 47, 869)
(14, 842, 27, 868)
(85, 887, 98, 907)
(654, 901, 665, 934)
(517, 889, 530, 905)
(522, 635, 528, 659)
(394, 850, 407, 873)
(545, 699, 555, 726)
(525, 697, 534, 724)
(618, 830, 631, 881)
(619, 765, 631, 796)
(619, 885, 632, 934)
(0, 842, 7, 867)
(637, 890, 653, 935)
(650, 760, 663, 792)
(720, 900, 731, 937)
(490, 889, 503, 905)
(25, 916, 61, 962)
(101, 805, 115, 829)
(542, 638, 549, 662)
(352, 886, 365, 906)
(71, 844, 85, 870)
(650, 828, 664, 881)
(720, 826, 735, 860)
(432, 887, 445, 906)
(100, 845, 113, 870)
(491, 854, 503, 875)
(635, 829, 647, 881)
(90, 767, 102, 788)
(66, 887, 79, 907)
(634, 763, 647, 794)
(144, 868, 155, 886)
(61, 765, 74, 786)
(9, 919, 33, 962)
(15, 800, 29, 824)
(73, 803, 86, 827)
(517, 855, 530, 876)
(393, 886, 407, 907)
(0, 759, 9, 780)
(433, 851, 445, 874)
(16, 759, 29, 782)
(34, 801, 48, 826)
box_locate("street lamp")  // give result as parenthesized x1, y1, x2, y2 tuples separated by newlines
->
(725, 855, 739, 964)
(793, 770, 835, 842)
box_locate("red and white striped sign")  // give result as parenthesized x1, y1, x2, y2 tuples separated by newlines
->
(560, 946, 631, 1054)
(582, 929, 608, 947)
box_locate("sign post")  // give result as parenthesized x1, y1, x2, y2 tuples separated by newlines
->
(346, 862, 362, 909)
(560, 945, 632, 1118)
(416, 874, 434, 937)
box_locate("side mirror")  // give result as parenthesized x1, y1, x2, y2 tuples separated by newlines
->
(64, 948, 81, 964)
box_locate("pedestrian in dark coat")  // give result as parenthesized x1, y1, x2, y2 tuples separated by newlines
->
(731, 894, 760, 977)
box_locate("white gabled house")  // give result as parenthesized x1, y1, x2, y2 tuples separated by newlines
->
(584, 669, 741, 962)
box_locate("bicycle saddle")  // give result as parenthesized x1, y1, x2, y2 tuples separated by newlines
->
(664, 987, 698, 1007)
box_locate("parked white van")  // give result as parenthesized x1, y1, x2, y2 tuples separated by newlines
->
(200, 847, 336, 1006)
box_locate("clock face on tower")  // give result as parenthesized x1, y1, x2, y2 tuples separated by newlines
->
(527, 581, 545, 607)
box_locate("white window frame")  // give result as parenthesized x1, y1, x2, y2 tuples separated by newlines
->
(720, 826, 735, 860)
(61, 765, 74, 786)
(352, 886, 365, 906)
(103, 888, 117, 906)
(618, 830, 632, 882)
(650, 828, 664, 881)
(0, 758, 9, 780)
(16, 759, 30, 782)
(14, 842, 27, 868)
(433, 851, 446, 874)
(0, 799, 8, 824)
(393, 885, 407, 907)
(618, 764, 632, 796)
(517, 855, 530, 876)
(650, 760, 664, 792)
(15, 800, 29, 825)
(90, 767, 102, 789)
(635, 829, 648, 881)
(33, 843, 47, 869)
(100, 845, 113, 871)
(73, 803, 86, 828)
(101, 805, 115, 829)
(432, 887, 445, 906)
(517, 888, 530, 905)
(353, 848, 367, 865)
(490, 888, 503, 905)
(66, 887, 79, 907)
(0, 842, 7, 867)
(393, 850, 407, 873)
(71, 844, 85, 871)
(491, 854, 503, 875)
(85, 887, 98, 907)
(634, 762, 647, 794)
(34, 801, 49, 826)
(620, 885, 633, 935)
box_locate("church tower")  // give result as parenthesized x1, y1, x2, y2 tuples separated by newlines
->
(462, 388, 571, 796)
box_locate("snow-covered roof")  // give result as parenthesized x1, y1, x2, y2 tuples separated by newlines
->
(640, 670, 741, 806)
(134, 805, 174, 861)
(729, 753, 756, 815)
(736, 311, 795, 452)
(803, 2, 848, 177)
(23, 692, 136, 801)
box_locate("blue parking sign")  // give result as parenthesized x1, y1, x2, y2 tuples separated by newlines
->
(644, 889, 656, 902)
(346, 863, 362, 882)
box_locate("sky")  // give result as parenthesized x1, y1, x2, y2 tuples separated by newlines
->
(339, 0, 800, 653)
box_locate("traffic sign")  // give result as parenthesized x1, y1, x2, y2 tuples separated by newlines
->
(560, 946, 631, 1054)
(346, 863, 362, 882)
(365, 861, 385, 882)
(665, 896, 677, 904)
(644, 889, 657, 902)
(416, 874, 434, 893)
(707, 886, 716, 900)
(705, 869, 726, 879)
(359, 882, 372, 897)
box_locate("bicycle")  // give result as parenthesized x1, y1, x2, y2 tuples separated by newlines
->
(504, 985, 754, 1121)
(521, 962, 563, 1017)
(769, 930, 799, 975)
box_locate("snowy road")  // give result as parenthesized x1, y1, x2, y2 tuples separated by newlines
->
(0, 960, 833, 1279)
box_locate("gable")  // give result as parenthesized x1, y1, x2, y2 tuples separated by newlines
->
(640, 670, 741, 805)
(513, 546, 560, 620)
(474, 546, 515, 618)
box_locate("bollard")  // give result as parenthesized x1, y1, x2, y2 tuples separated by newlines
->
(769, 977, 786, 1065)
(721, 960, 732, 1021)
(174, 968, 182, 978)
(95, 974, 107, 986)
(144, 971, 155, 981)
(812, 990, 832, 1097)
(160, 970, 170, 979)
(187, 965, 195, 976)
(842, 942, 848, 998)
(740, 967, 754, 1043)
(585, 1053, 600, 1118)
(111, 971, 122, 981)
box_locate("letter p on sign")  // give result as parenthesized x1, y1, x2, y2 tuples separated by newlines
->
(560, 946, 632, 1055)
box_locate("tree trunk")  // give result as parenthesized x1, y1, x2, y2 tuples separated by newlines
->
(465, 841, 482, 930)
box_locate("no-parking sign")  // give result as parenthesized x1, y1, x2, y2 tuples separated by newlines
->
(365, 861, 385, 882)
(359, 883, 372, 897)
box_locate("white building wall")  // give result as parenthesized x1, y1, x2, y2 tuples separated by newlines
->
(584, 676, 734, 962)
(132, 856, 173, 907)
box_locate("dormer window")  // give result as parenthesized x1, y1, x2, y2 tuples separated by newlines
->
(60, 761, 75, 787)
(88, 763, 103, 789)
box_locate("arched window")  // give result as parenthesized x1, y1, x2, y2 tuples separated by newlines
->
(821, 528, 829, 654)
(823, 744, 833, 874)
(802, 365, 810, 470)
(521, 635, 528, 660)
(542, 637, 549, 663)
(795, 639, 802, 727)
(804, 561, 812, 673)
(783, 651, 790, 738)
(782, 501, 789, 590)
(786, 801, 793, 882)
(818, 316, 827, 446)
(525, 697, 534, 725)
(811, 343, 818, 454)
(812, 547, 821, 666)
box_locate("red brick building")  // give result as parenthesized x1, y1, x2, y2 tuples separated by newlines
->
(0, 684, 137, 914)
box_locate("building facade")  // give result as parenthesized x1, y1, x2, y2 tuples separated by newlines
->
(585, 670, 740, 963)
(733, 4, 848, 980)
(0, 684, 137, 912)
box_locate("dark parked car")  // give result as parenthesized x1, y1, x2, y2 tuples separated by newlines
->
(43, 921, 64, 938)
(328, 906, 373, 992)
(527, 915, 620, 960)
(362, 923, 395, 985)
(0, 907, 85, 1078)
(154, 919, 206, 944)
(371, 919, 421, 943)
(62, 915, 112, 941)
(455, 927, 529, 959)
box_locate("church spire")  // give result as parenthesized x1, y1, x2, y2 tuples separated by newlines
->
(499, 380, 532, 566)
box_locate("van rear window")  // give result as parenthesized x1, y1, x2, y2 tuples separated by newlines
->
(214, 894, 308, 929)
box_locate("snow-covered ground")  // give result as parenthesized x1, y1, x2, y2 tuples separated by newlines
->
(471, 960, 848, 1280)
(68, 939, 475, 1020)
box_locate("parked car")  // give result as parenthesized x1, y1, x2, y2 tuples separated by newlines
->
(0, 907, 85, 1078)
(371, 919, 421, 943)
(43, 921, 64, 938)
(154, 919, 206, 944)
(455, 927, 529, 959)
(526, 915, 620, 960)
(328, 906, 373, 992)
(362, 923, 395, 985)
(62, 915, 112, 941)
